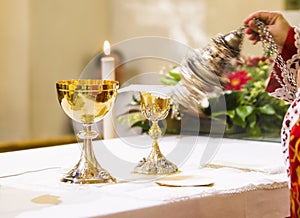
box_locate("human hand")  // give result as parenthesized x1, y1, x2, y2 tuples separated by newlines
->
(243, 11, 291, 51)
(297, 69, 300, 89)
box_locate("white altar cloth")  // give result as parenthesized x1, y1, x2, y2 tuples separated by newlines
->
(0, 135, 289, 218)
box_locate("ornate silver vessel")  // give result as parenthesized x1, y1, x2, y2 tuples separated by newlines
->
(172, 26, 245, 114)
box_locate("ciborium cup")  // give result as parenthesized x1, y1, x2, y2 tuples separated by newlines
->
(56, 80, 119, 184)
(133, 92, 178, 175)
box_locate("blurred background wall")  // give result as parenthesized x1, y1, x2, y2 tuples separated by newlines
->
(0, 0, 110, 142)
(0, 0, 298, 143)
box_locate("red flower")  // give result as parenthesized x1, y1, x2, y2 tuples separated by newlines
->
(224, 71, 252, 91)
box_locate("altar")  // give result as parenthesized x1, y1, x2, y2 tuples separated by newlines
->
(0, 135, 289, 218)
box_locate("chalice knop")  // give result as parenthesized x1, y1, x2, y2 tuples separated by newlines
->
(133, 92, 178, 175)
(56, 80, 119, 184)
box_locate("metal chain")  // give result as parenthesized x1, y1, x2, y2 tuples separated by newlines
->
(254, 18, 297, 98)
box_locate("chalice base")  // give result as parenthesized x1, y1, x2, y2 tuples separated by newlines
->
(61, 160, 116, 184)
(133, 146, 178, 175)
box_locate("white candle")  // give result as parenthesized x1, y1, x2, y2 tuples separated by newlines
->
(101, 40, 116, 139)
(101, 40, 115, 80)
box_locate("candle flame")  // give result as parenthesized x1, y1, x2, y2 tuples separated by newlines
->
(103, 40, 111, 56)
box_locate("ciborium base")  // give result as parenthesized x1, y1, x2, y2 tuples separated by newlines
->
(133, 141, 178, 175)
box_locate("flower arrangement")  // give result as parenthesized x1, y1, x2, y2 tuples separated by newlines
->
(119, 56, 289, 137)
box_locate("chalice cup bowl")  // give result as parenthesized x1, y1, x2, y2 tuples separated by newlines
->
(56, 80, 119, 184)
(133, 92, 178, 175)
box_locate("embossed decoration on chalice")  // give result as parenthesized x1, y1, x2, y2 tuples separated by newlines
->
(133, 92, 178, 175)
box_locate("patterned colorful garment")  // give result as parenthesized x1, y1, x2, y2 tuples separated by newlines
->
(268, 26, 300, 217)
(289, 118, 300, 217)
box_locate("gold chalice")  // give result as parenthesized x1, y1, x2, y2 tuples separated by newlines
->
(56, 80, 119, 184)
(133, 92, 178, 175)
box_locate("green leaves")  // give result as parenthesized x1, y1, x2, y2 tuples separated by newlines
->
(169, 70, 181, 81)
(259, 104, 276, 115)
(160, 67, 181, 86)
(131, 120, 151, 134)
(236, 105, 254, 122)
(207, 57, 289, 137)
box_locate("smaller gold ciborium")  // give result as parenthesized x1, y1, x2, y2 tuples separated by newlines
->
(133, 92, 178, 175)
(56, 80, 119, 184)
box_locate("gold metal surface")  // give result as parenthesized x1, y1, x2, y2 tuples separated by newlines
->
(56, 80, 119, 184)
(56, 80, 118, 124)
(133, 92, 178, 175)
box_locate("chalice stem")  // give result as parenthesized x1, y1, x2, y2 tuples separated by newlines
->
(81, 124, 98, 166)
(61, 123, 116, 184)
(133, 120, 178, 175)
(149, 121, 161, 141)
(152, 141, 161, 156)
(149, 121, 163, 162)
(150, 141, 162, 168)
